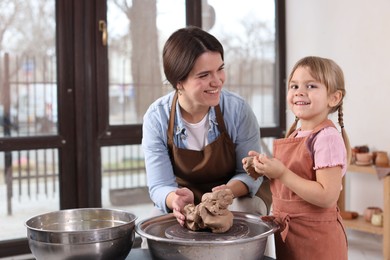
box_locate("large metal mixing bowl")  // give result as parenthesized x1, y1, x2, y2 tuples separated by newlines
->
(25, 208, 137, 260)
(136, 211, 278, 260)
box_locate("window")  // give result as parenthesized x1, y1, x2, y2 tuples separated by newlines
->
(0, 0, 285, 257)
(104, 0, 286, 136)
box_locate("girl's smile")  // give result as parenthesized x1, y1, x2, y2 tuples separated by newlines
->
(287, 66, 339, 130)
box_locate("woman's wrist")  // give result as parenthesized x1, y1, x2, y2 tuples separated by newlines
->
(226, 180, 249, 198)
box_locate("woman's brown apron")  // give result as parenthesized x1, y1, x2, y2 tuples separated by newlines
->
(167, 92, 236, 204)
(272, 119, 347, 260)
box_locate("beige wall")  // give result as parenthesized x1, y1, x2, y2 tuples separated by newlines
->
(286, 0, 390, 213)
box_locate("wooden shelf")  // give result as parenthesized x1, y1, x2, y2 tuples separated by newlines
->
(347, 164, 376, 175)
(342, 164, 390, 260)
(342, 215, 383, 235)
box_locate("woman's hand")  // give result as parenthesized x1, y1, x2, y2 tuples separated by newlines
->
(212, 180, 248, 199)
(171, 188, 194, 226)
(212, 184, 229, 192)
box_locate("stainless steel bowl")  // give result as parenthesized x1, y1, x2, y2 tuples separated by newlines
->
(25, 208, 137, 260)
(136, 211, 278, 260)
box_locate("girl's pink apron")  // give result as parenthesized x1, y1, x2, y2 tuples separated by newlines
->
(272, 119, 347, 260)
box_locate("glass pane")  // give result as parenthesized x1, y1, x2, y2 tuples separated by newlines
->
(0, 0, 58, 137)
(206, 0, 277, 127)
(0, 149, 59, 240)
(107, 0, 185, 125)
(101, 145, 153, 221)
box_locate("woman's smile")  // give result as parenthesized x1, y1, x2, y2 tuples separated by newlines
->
(205, 89, 219, 94)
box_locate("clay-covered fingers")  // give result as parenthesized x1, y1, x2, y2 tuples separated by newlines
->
(173, 208, 185, 226)
(172, 188, 194, 226)
(211, 184, 228, 192)
(243, 156, 263, 179)
(247, 150, 261, 157)
(257, 153, 268, 163)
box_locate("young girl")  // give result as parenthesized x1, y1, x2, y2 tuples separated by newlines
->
(244, 56, 350, 260)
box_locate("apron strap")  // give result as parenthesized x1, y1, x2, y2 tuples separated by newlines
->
(214, 104, 227, 134)
(167, 92, 228, 149)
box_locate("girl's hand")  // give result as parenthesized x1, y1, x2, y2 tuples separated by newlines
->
(242, 156, 263, 179)
(171, 188, 194, 226)
(247, 150, 261, 157)
(252, 154, 287, 180)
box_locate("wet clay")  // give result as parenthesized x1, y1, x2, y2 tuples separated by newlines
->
(183, 189, 234, 233)
(243, 156, 263, 179)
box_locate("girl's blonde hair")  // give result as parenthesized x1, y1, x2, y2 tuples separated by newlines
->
(285, 56, 351, 163)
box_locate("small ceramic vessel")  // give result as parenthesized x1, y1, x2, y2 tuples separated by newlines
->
(363, 207, 382, 222)
(371, 213, 383, 227)
(375, 151, 389, 167)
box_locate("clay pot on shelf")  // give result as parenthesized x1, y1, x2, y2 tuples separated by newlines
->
(363, 207, 383, 222)
(351, 148, 359, 164)
(371, 212, 383, 227)
(374, 151, 389, 167)
(355, 153, 373, 166)
(355, 145, 369, 153)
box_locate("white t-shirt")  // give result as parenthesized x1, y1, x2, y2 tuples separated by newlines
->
(182, 114, 209, 151)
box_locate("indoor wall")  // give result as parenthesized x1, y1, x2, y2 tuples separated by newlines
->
(286, 0, 390, 213)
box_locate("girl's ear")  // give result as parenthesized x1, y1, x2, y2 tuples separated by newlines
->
(329, 90, 343, 108)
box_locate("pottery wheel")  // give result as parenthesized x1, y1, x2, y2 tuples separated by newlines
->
(165, 221, 249, 241)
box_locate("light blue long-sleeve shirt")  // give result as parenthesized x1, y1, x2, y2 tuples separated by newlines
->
(141, 89, 262, 213)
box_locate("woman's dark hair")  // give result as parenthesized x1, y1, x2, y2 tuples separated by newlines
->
(163, 26, 224, 89)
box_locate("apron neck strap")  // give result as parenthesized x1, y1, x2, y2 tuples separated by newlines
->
(214, 104, 227, 133)
(167, 91, 227, 148)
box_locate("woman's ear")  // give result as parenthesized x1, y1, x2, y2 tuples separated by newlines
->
(329, 90, 343, 108)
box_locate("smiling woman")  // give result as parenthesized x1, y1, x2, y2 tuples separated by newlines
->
(141, 27, 267, 235)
